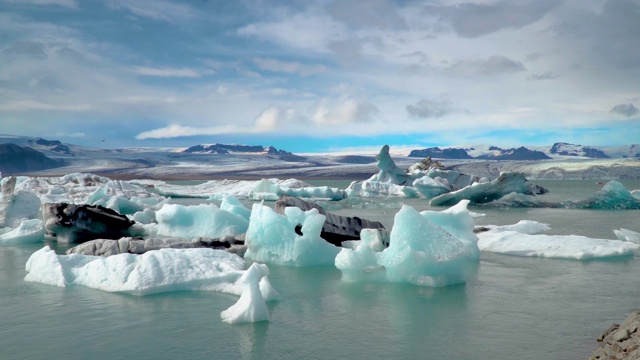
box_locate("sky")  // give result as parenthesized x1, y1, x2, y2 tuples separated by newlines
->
(0, 0, 639, 153)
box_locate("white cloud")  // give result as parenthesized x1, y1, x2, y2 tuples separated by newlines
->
(253, 57, 327, 76)
(129, 66, 203, 78)
(238, 13, 349, 53)
(3, 0, 77, 8)
(0, 100, 91, 112)
(105, 0, 198, 23)
(312, 98, 378, 125)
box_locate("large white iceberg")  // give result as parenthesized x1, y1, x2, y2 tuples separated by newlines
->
(87, 180, 163, 215)
(155, 203, 249, 239)
(336, 202, 479, 287)
(244, 203, 340, 266)
(477, 220, 639, 259)
(24, 246, 279, 298)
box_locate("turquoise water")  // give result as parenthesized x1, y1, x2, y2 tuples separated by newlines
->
(2, 181, 640, 360)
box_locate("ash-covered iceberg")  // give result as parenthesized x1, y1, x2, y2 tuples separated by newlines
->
(477, 220, 639, 259)
(244, 203, 340, 266)
(24, 246, 279, 299)
(335, 201, 479, 287)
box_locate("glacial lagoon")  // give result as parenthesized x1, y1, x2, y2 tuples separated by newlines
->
(2, 180, 640, 359)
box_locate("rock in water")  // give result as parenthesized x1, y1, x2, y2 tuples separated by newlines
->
(274, 195, 386, 246)
(43, 203, 140, 243)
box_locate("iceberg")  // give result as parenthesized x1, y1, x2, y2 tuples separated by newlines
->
(477, 221, 639, 259)
(614, 228, 640, 244)
(411, 176, 450, 198)
(0, 219, 44, 245)
(156, 203, 248, 239)
(87, 180, 163, 215)
(336, 203, 479, 287)
(244, 203, 340, 266)
(221, 263, 272, 324)
(574, 181, 640, 210)
(24, 246, 279, 299)
(14, 173, 111, 204)
(430, 172, 546, 206)
(220, 195, 251, 221)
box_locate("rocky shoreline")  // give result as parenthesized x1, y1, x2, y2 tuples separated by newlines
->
(590, 310, 640, 359)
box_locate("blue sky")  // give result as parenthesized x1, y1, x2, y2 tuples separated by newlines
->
(1, 0, 639, 153)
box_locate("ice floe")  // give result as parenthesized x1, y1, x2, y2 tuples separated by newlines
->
(477, 221, 639, 259)
(0, 219, 44, 245)
(24, 246, 279, 300)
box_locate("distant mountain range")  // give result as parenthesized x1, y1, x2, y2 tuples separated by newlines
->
(182, 143, 292, 155)
(0, 143, 61, 174)
(409, 143, 640, 160)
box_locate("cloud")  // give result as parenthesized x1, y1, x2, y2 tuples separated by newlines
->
(2, 40, 47, 59)
(2, 0, 77, 8)
(105, 0, 198, 23)
(129, 66, 203, 78)
(136, 124, 259, 139)
(406, 98, 458, 119)
(238, 13, 349, 53)
(430, 0, 559, 38)
(253, 57, 327, 76)
(443, 56, 525, 77)
(610, 103, 639, 117)
(312, 98, 378, 125)
(254, 106, 302, 130)
(527, 72, 558, 81)
(0, 100, 91, 112)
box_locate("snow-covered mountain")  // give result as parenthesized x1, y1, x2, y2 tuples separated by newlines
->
(182, 143, 292, 155)
(409, 143, 640, 160)
(409, 145, 550, 160)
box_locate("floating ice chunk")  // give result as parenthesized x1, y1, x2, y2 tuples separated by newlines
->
(336, 204, 478, 286)
(424, 169, 479, 190)
(412, 176, 450, 198)
(3, 190, 41, 228)
(244, 203, 340, 266)
(248, 179, 281, 201)
(283, 186, 345, 200)
(0, 219, 44, 245)
(430, 173, 545, 206)
(221, 263, 271, 324)
(24, 247, 255, 295)
(578, 181, 640, 209)
(614, 228, 640, 244)
(632, 189, 640, 200)
(477, 222, 639, 259)
(156, 203, 248, 239)
(24, 246, 68, 287)
(335, 234, 385, 283)
(420, 200, 480, 258)
(220, 195, 251, 221)
(15, 173, 111, 204)
(345, 180, 418, 198)
(130, 208, 156, 224)
(379, 205, 476, 286)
